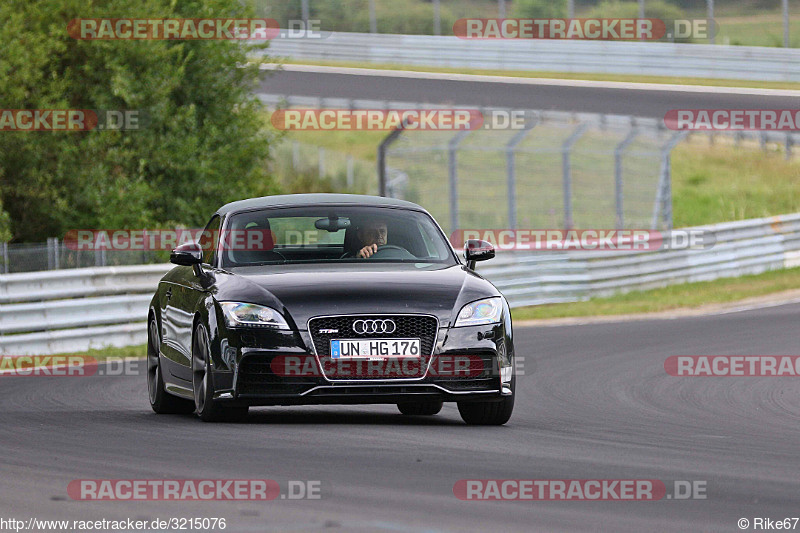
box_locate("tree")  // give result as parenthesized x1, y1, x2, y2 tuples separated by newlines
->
(0, 0, 279, 242)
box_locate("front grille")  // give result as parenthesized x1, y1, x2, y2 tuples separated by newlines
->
(308, 314, 438, 380)
(236, 353, 317, 396)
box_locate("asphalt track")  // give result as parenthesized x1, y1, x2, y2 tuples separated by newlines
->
(2, 303, 800, 532)
(259, 66, 800, 118)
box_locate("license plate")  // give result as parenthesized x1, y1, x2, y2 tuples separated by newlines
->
(330, 339, 421, 359)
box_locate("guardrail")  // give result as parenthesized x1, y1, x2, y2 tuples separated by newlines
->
(0, 264, 171, 355)
(481, 214, 800, 307)
(264, 32, 800, 82)
(2, 214, 800, 354)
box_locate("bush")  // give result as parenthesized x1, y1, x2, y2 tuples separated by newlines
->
(0, 0, 279, 242)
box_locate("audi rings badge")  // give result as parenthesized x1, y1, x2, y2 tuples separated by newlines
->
(352, 319, 396, 335)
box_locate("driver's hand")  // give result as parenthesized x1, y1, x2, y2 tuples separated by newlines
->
(357, 244, 378, 258)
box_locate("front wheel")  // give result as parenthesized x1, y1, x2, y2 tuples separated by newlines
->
(148, 317, 195, 414)
(397, 400, 443, 416)
(192, 323, 248, 423)
(457, 376, 514, 425)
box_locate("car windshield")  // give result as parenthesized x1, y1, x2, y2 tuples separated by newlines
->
(220, 205, 456, 267)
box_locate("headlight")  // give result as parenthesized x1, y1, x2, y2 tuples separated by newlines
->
(219, 302, 290, 329)
(454, 297, 503, 327)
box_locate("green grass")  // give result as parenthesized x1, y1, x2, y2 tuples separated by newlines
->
(715, 13, 800, 47)
(511, 266, 800, 321)
(672, 142, 800, 227)
(279, 59, 800, 91)
(54, 344, 146, 359)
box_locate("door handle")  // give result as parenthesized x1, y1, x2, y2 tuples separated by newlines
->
(165, 288, 172, 300)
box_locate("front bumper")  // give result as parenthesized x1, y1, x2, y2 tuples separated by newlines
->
(209, 322, 514, 406)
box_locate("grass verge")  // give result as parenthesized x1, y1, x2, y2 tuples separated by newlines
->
(54, 344, 146, 359)
(510, 266, 800, 321)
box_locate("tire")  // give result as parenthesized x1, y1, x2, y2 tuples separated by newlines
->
(192, 323, 248, 423)
(397, 400, 443, 416)
(457, 376, 515, 426)
(147, 317, 195, 414)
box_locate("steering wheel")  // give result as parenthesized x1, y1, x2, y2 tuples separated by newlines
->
(341, 245, 410, 259)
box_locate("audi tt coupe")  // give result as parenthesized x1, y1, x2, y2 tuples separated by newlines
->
(147, 194, 516, 424)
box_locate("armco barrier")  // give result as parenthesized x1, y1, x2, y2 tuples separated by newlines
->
(264, 32, 800, 82)
(0, 264, 171, 355)
(2, 214, 800, 354)
(481, 214, 800, 307)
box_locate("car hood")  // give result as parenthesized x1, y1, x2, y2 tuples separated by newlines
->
(213, 262, 500, 328)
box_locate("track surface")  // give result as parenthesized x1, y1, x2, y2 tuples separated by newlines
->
(2, 303, 800, 532)
(259, 68, 800, 118)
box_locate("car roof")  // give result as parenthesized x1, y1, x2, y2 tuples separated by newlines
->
(217, 194, 427, 215)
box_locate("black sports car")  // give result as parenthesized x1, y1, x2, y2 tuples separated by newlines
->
(147, 194, 516, 424)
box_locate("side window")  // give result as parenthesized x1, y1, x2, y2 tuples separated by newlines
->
(200, 215, 221, 265)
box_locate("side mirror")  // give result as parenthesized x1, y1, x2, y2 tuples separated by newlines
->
(464, 239, 495, 270)
(170, 242, 203, 266)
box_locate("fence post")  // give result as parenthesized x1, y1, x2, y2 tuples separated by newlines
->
(639, 0, 645, 41)
(47, 237, 55, 270)
(652, 131, 688, 230)
(562, 123, 589, 230)
(346, 155, 354, 188)
(614, 128, 639, 229)
(369, 0, 377, 33)
(448, 129, 472, 233)
(318, 147, 325, 177)
(783, 0, 790, 48)
(433, 0, 441, 36)
(707, 0, 714, 44)
(505, 119, 537, 229)
(1, 242, 8, 274)
(787, 133, 793, 160)
(301, 0, 310, 25)
(292, 141, 300, 170)
(378, 125, 407, 196)
(498, 0, 505, 18)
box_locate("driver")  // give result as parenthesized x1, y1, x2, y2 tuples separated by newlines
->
(356, 218, 388, 258)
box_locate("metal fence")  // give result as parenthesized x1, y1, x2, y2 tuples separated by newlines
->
(264, 31, 800, 82)
(2, 213, 799, 355)
(0, 238, 163, 274)
(257, 0, 794, 48)
(260, 94, 800, 236)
